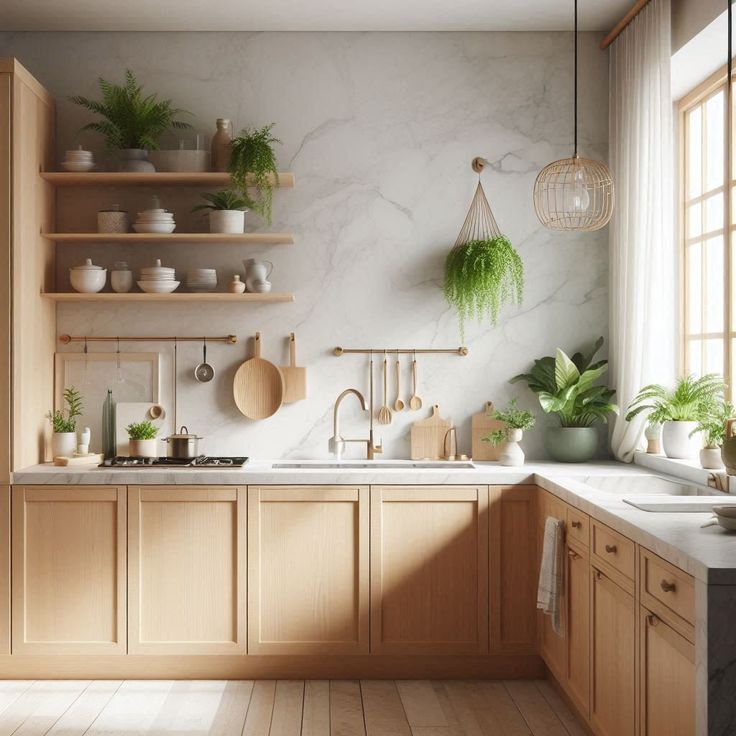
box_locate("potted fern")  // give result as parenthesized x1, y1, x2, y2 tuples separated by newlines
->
(47, 387, 83, 458)
(69, 70, 191, 172)
(126, 420, 160, 458)
(192, 190, 248, 233)
(626, 374, 726, 459)
(228, 124, 280, 224)
(511, 337, 618, 462)
(691, 400, 734, 469)
(483, 399, 535, 466)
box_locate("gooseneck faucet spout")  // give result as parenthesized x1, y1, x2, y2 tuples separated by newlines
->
(329, 388, 382, 460)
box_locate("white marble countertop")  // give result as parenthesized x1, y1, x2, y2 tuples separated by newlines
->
(12, 459, 736, 584)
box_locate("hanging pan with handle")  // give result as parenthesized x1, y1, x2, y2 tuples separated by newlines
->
(233, 332, 284, 419)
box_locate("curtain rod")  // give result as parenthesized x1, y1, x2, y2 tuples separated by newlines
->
(600, 0, 651, 50)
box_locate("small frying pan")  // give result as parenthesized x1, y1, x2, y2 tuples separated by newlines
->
(194, 339, 215, 382)
(233, 332, 284, 419)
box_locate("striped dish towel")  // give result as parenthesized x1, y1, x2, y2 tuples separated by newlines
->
(537, 516, 565, 637)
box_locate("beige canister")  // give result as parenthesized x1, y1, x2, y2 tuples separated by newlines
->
(97, 204, 129, 233)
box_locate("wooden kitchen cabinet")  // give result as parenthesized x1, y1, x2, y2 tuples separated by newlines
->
(370, 485, 489, 654)
(248, 485, 369, 655)
(11, 485, 126, 654)
(489, 485, 537, 653)
(128, 486, 246, 655)
(0, 486, 8, 655)
(565, 541, 590, 719)
(639, 607, 695, 736)
(591, 566, 637, 736)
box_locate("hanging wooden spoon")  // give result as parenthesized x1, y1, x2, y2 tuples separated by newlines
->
(393, 352, 405, 412)
(377, 351, 393, 425)
(409, 351, 423, 410)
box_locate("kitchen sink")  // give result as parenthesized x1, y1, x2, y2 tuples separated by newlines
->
(271, 461, 476, 470)
(568, 474, 701, 496)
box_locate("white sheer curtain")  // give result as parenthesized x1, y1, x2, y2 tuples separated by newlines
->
(609, 0, 676, 462)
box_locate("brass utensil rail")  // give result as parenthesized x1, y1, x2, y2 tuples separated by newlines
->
(60, 334, 238, 344)
(334, 347, 468, 356)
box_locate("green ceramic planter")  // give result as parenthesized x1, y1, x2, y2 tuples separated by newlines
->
(545, 427, 599, 463)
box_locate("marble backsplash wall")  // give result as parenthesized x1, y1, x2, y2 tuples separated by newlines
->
(0, 31, 609, 460)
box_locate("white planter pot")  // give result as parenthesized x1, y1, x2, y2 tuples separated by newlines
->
(209, 210, 245, 234)
(128, 438, 159, 458)
(499, 428, 525, 467)
(700, 447, 725, 470)
(662, 421, 701, 459)
(51, 431, 77, 459)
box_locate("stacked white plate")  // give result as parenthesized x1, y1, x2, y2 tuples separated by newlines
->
(138, 259, 180, 294)
(186, 268, 218, 293)
(62, 148, 95, 172)
(133, 206, 176, 234)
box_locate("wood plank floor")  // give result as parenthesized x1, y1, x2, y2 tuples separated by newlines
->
(0, 680, 587, 735)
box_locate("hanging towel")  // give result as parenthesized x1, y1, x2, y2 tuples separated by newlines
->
(537, 516, 565, 637)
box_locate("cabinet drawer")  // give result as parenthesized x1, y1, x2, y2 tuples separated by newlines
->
(640, 549, 694, 635)
(592, 521, 635, 581)
(566, 507, 589, 548)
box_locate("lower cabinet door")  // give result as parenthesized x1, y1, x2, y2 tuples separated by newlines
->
(565, 543, 590, 719)
(0, 486, 8, 655)
(12, 485, 127, 654)
(128, 486, 246, 655)
(591, 567, 636, 736)
(640, 607, 695, 736)
(248, 485, 369, 654)
(370, 485, 489, 655)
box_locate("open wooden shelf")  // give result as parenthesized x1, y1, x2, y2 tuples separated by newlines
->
(42, 292, 294, 303)
(40, 171, 295, 187)
(44, 232, 294, 245)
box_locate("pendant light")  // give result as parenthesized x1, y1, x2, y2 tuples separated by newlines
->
(533, 0, 614, 232)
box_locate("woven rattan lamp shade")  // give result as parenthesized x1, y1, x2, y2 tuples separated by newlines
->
(533, 154, 614, 232)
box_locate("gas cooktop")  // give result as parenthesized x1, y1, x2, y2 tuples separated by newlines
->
(102, 456, 248, 468)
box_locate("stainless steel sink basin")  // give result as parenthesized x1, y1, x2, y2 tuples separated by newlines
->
(569, 474, 700, 496)
(272, 461, 476, 470)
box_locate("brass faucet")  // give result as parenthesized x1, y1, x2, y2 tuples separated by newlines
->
(329, 388, 383, 460)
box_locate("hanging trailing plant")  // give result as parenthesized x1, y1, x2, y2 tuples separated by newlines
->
(444, 160, 524, 338)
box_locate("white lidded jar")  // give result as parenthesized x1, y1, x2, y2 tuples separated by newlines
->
(110, 261, 133, 293)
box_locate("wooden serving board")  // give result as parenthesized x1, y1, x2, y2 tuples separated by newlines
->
(471, 402, 507, 461)
(410, 405, 453, 460)
(279, 333, 306, 404)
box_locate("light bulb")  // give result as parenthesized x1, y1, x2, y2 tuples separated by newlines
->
(563, 168, 590, 213)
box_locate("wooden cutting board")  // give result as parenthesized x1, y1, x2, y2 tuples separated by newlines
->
(471, 402, 507, 461)
(233, 332, 285, 420)
(279, 333, 306, 404)
(411, 404, 453, 460)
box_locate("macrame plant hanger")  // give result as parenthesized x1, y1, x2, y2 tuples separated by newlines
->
(450, 157, 501, 250)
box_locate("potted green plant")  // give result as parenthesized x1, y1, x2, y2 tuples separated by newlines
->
(126, 420, 160, 458)
(69, 69, 191, 172)
(690, 400, 734, 469)
(192, 189, 248, 233)
(47, 387, 83, 458)
(228, 124, 280, 224)
(444, 236, 523, 340)
(511, 337, 618, 462)
(483, 399, 535, 466)
(626, 374, 726, 460)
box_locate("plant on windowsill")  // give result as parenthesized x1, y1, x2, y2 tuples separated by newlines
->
(625, 374, 726, 460)
(47, 386, 83, 459)
(192, 189, 248, 234)
(69, 69, 191, 172)
(228, 124, 281, 225)
(510, 337, 618, 463)
(483, 399, 535, 467)
(691, 400, 735, 470)
(126, 420, 160, 458)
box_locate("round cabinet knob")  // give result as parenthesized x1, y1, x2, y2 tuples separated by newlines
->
(646, 614, 660, 627)
(660, 579, 677, 593)
(604, 544, 617, 554)
(568, 549, 580, 560)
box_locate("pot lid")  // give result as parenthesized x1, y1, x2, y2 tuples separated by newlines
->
(71, 258, 103, 270)
(166, 425, 202, 440)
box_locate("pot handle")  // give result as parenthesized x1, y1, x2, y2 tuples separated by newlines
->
(727, 418, 736, 439)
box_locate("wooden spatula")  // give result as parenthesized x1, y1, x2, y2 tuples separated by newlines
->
(280, 332, 307, 403)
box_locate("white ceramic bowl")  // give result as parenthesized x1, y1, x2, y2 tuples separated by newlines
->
(133, 223, 176, 234)
(62, 161, 95, 172)
(70, 268, 107, 293)
(137, 280, 180, 294)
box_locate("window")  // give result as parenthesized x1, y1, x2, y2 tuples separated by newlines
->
(680, 68, 733, 393)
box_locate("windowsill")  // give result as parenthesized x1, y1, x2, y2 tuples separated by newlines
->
(633, 451, 736, 493)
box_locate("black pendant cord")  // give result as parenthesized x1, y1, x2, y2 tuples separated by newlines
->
(574, 0, 578, 158)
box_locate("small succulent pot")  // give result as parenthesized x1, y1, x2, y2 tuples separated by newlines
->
(128, 438, 158, 458)
(118, 148, 155, 173)
(209, 210, 245, 233)
(700, 446, 725, 470)
(545, 426, 599, 463)
(498, 428, 525, 467)
(662, 420, 701, 459)
(51, 431, 77, 459)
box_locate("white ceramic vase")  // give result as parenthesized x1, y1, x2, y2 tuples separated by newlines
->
(209, 210, 244, 233)
(128, 438, 158, 458)
(51, 431, 77, 459)
(662, 420, 701, 459)
(700, 447, 725, 470)
(499, 428, 525, 467)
